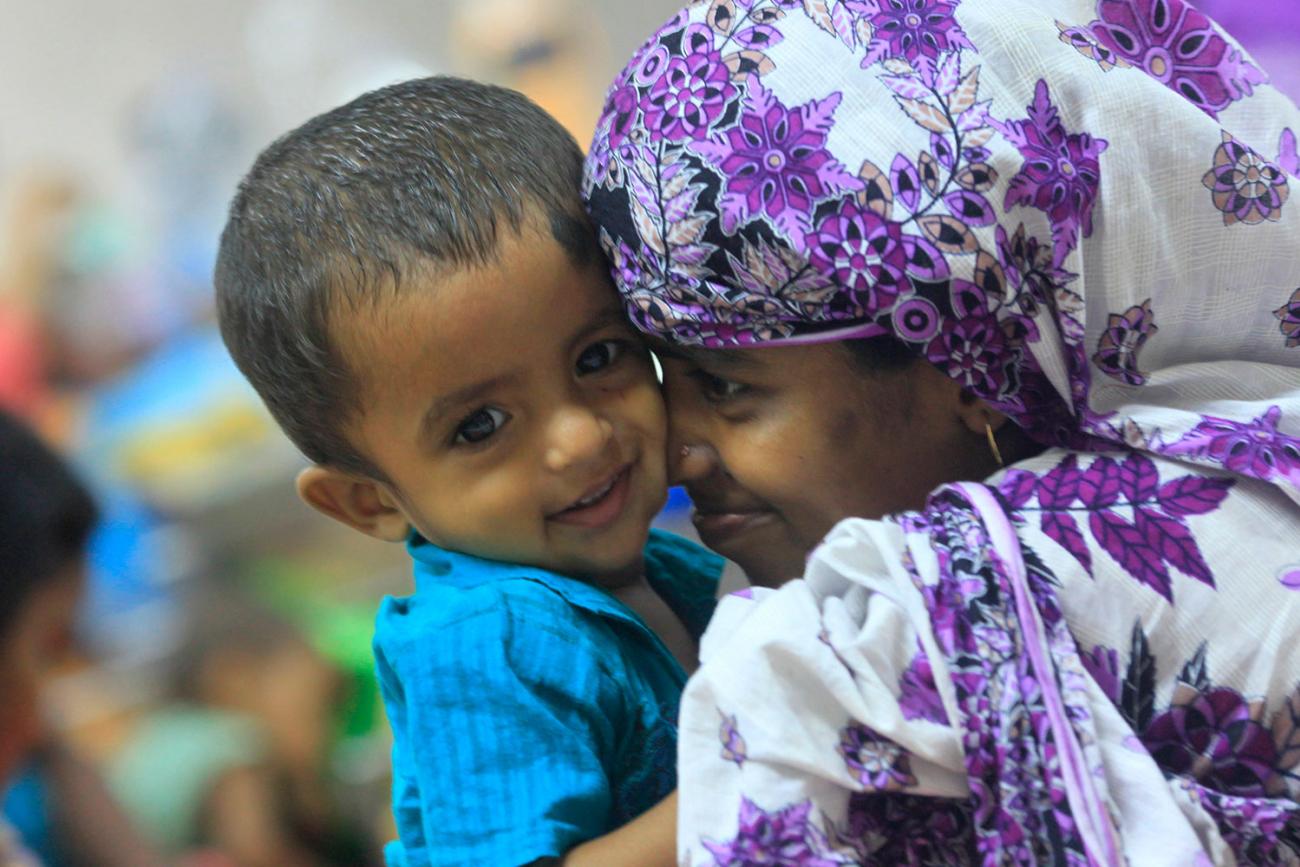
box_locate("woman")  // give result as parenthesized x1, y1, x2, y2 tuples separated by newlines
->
(584, 0, 1300, 862)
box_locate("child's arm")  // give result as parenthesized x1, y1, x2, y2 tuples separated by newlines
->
(523, 790, 677, 867)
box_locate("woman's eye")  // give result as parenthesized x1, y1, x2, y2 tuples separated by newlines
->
(693, 371, 748, 403)
(576, 339, 625, 375)
(454, 407, 509, 445)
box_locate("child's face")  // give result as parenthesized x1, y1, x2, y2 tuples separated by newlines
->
(0, 564, 84, 782)
(333, 222, 667, 583)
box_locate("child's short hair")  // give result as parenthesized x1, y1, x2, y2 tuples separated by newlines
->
(0, 409, 97, 637)
(215, 76, 596, 479)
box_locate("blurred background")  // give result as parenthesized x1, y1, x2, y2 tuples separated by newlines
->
(0, 0, 1294, 864)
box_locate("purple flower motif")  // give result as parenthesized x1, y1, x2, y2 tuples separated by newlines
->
(898, 649, 948, 724)
(1143, 682, 1279, 797)
(1273, 288, 1300, 349)
(692, 80, 861, 242)
(1089, 0, 1266, 120)
(639, 46, 737, 143)
(719, 711, 747, 767)
(1093, 299, 1158, 386)
(925, 281, 1009, 397)
(702, 798, 849, 866)
(1080, 645, 1121, 704)
(1202, 133, 1290, 226)
(605, 84, 640, 152)
(995, 80, 1109, 267)
(838, 723, 917, 791)
(848, 0, 974, 75)
(1163, 406, 1300, 487)
(1279, 129, 1299, 179)
(805, 199, 909, 316)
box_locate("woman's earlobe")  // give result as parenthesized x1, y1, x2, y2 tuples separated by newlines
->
(295, 466, 411, 542)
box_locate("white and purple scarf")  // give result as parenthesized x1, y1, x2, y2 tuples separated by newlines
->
(584, 0, 1300, 863)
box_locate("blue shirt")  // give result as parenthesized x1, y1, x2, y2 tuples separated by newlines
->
(375, 529, 723, 867)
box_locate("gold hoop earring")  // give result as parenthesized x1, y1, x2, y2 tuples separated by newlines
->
(985, 422, 1004, 468)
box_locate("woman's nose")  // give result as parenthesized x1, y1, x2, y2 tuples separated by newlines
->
(544, 404, 614, 473)
(670, 442, 720, 486)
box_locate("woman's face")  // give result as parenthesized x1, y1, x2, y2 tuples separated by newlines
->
(659, 342, 1000, 586)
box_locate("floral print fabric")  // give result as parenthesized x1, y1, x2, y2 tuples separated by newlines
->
(582, 0, 1300, 863)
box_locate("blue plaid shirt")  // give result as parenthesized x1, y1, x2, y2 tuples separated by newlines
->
(376, 529, 723, 867)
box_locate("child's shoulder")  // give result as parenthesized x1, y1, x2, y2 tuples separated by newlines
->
(374, 565, 610, 659)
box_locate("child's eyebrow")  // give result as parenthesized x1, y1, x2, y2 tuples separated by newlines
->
(419, 374, 517, 439)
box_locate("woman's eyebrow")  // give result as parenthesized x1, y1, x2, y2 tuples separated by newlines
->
(653, 342, 758, 370)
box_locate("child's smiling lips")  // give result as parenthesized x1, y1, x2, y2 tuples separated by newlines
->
(548, 462, 636, 529)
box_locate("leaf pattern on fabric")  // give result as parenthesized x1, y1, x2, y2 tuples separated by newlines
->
(719, 710, 748, 767)
(1274, 288, 1300, 349)
(1001, 452, 1232, 600)
(1055, 19, 1128, 71)
(1163, 406, 1300, 488)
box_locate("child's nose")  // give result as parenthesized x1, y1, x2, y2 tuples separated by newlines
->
(544, 405, 614, 472)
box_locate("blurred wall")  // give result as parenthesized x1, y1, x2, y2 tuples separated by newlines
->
(0, 0, 681, 212)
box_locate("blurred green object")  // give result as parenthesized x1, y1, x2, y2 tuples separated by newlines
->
(244, 558, 383, 740)
(107, 708, 266, 850)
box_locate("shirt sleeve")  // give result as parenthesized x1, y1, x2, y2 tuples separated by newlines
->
(375, 582, 628, 867)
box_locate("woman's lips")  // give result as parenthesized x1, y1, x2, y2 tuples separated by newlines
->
(549, 464, 634, 530)
(691, 507, 776, 550)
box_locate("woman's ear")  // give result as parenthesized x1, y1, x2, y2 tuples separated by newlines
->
(954, 389, 1011, 437)
(295, 466, 411, 542)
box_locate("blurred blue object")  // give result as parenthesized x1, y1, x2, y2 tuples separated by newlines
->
(663, 486, 692, 513)
(2, 766, 57, 867)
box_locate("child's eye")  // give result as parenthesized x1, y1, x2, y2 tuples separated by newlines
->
(575, 339, 626, 375)
(454, 407, 510, 445)
(691, 370, 749, 404)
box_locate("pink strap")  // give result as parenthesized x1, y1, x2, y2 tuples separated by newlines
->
(955, 483, 1123, 867)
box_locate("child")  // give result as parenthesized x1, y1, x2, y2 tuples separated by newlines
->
(0, 409, 167, 867)
(213, 77, 723, 867)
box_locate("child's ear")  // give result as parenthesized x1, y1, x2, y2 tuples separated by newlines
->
(296, 466, 411, 543)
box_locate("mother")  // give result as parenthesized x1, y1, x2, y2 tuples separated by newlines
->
(584, 0, 1300, 862)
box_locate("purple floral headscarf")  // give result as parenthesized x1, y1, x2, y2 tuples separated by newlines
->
(584, 0, 1300, 501)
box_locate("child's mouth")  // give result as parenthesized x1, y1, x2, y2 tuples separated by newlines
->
(549, 463, 634, 529)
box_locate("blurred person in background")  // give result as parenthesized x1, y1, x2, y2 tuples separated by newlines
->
(0, 408, 165, 867)
(107, 593, 373, 867)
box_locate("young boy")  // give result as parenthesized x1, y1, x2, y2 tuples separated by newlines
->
(213, 77, 722, 866)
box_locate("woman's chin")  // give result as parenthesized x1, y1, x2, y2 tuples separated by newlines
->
(732, 548, 810, 589)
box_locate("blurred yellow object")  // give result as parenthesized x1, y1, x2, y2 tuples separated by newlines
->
(115, 400, 277, 495)
(449, 0, 606, 141)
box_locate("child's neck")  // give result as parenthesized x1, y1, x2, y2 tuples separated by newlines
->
(607, 576, 699, 676)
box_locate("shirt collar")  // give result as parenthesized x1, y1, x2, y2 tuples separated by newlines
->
(406, 530, 723, 635)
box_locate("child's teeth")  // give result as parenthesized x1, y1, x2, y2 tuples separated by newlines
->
(577, 477, 615, 507)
